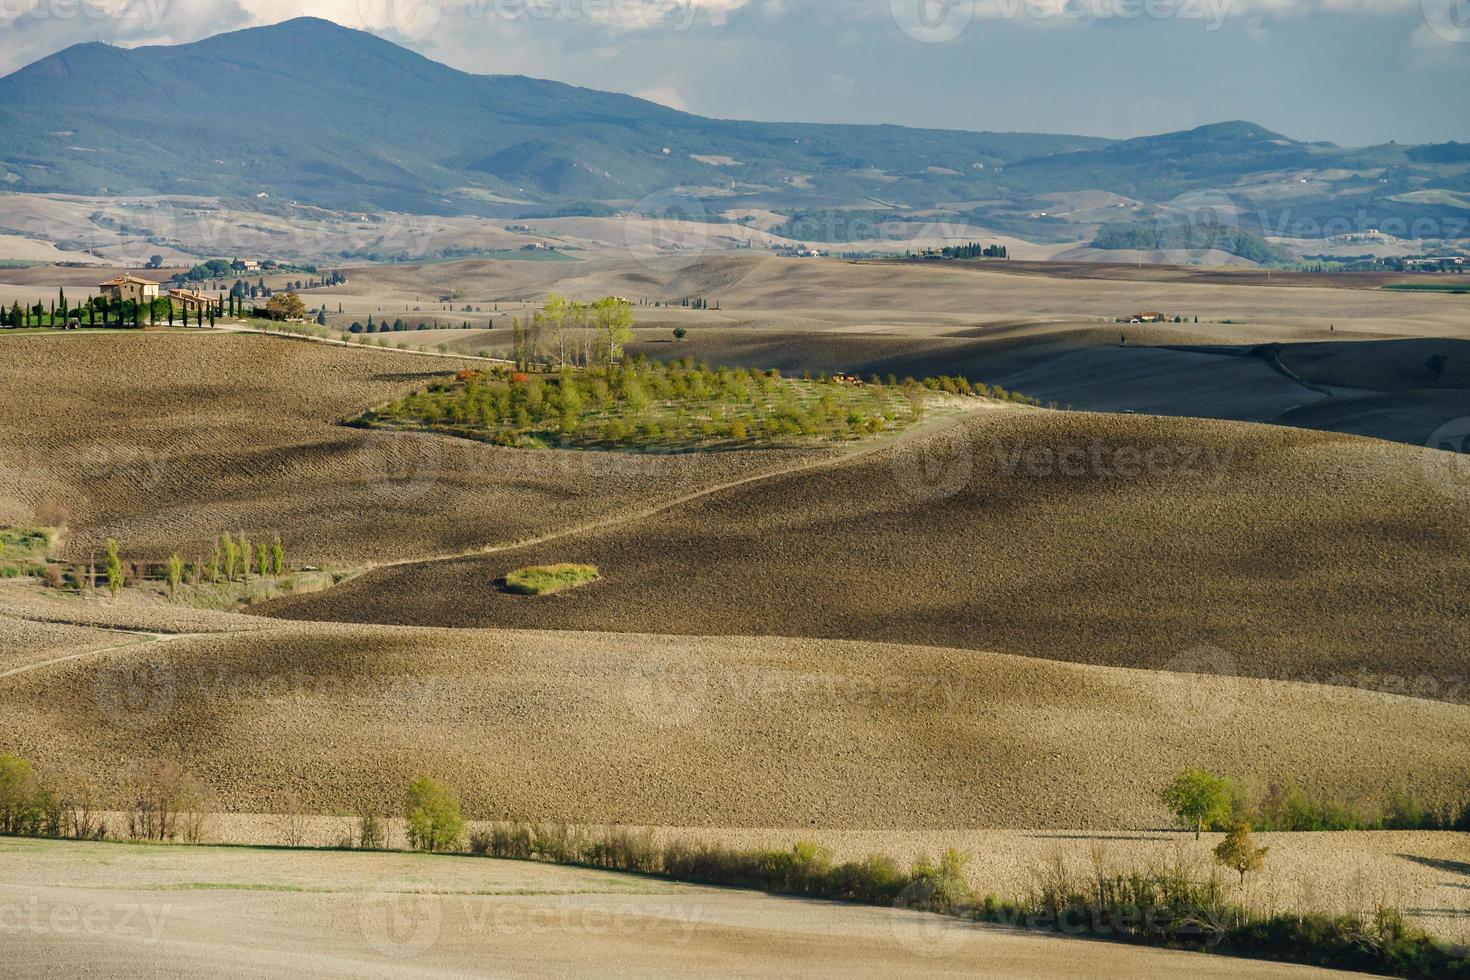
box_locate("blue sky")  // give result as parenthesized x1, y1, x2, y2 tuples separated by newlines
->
(2, 0, 1467, 144)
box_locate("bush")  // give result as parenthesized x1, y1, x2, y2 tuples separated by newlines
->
(403, 777, 464, 853)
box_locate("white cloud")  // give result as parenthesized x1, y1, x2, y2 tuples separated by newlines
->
(635, 84, 690, 109)
(823, 71, 855, 94)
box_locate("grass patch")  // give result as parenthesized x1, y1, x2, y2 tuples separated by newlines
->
(0, 526, 55, 577)
(502, 563, 600, 596)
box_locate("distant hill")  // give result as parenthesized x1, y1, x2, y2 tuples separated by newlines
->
(1, 16, 1466, 250)
(0, 17, 1099, 212)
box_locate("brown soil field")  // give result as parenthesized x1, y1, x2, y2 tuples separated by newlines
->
(0, 332, 820, 565)
(263, 410, 1470, 699)
(1, 838, 1361, 979)
(3, 606, 1467, 829)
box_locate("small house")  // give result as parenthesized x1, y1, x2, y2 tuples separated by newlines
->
(97, 275, 160, 303)
(167, 288, 214, 313)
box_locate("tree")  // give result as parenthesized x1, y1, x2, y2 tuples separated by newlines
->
(221, 533, 238, 583)
(1161, 768, 1234, 839)
(255, 543, 268, 579)
(673, 327, 687, 340)
(104, 538, 123, 597)
(403, 777, 464, 853)
(165, 553, 184, 598)
(316, 308, 328, 326)
(591, 296, 634, 368)
(1214, 823, 1268, 886)
(270, 537, 285, 577)
(237, 533, 251, 581)
(265, 292, 307, 321)
(0, 754, 42, 835)
(1426, 354, 1449, 383)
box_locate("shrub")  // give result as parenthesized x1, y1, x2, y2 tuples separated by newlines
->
(354, 806, 386, 850)
(1161, 769, 1234, 838)
(403, 777, 464, 853)
(1214, 824, 1269, 885)
(905, 849, 973, 912)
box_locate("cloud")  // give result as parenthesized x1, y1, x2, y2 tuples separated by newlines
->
(823, 71, 856, 94)
(635, 84, 690, 109)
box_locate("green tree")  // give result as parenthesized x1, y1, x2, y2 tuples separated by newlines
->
(1214, 823, 1269, 886)
(591, 297, 634, 368)
(403, 777, 465, 853)
(104, 538, 123, 597)
(220, 534, 238, 583)
(1161, 768, 1234, 839)
(255, 543, 268, 579)
(0, 753, 42, 835)
(165, 553, 184, 598)
(270, 537, 285, 577)
(237, 533, 251, 581)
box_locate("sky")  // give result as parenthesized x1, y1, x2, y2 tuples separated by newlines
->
(1, 0, 1467, 145)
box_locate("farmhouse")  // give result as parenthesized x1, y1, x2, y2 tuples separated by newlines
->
(167, 287, 215, 312)
(97, 274, 160, 303)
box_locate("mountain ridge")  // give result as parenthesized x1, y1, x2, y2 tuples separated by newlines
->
(1, 16, 1466, 245)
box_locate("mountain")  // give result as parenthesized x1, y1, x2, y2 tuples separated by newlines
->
(0, 17, 1102, 212)
(1, 16, 1466, 249)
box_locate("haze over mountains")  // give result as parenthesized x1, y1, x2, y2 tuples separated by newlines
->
(1, 16, 1467, 253)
